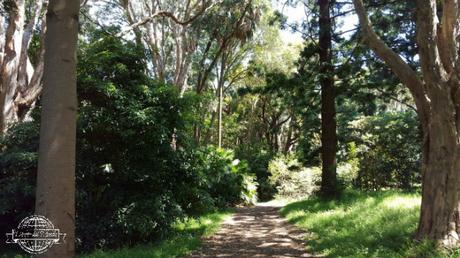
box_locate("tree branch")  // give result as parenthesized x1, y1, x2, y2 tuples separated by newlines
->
(373, 86, 418, 113)
(116, 0, 216, 38)
(438, 0, 459, 74)
(416, 0, 447, 82)
(353, 0, 430, 126)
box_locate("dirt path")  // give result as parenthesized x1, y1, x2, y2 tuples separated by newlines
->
(185, 203, 315, 258)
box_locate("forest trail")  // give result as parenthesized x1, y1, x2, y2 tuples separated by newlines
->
(185, 203, 315, 258)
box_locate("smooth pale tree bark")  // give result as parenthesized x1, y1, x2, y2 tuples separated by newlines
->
(0, 0, 47, 132)
(319, 0, 338, 197)
(353, 0, 460, 247)
(118, 0, 215, 92)
(217, 55, 226, 148)
(35, 0, 79, 257)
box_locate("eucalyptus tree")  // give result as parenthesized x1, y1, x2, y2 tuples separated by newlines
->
(0, 0, 47, 132)
(214, 32, 258, 147)
(188, 0, 262, 144)
(354, 0, 460, 248)
(117, 0, 216, 93)
(191, 0, 259, 93)
(92, 0, 261, 145)
(234, 30, 304, 153)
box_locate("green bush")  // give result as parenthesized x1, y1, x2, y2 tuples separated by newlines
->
(0, 35, 257, 253)
(348, 112, 421, 190)
(194, 147, 257, 208)
(268, 155, 321, 199)
(337, 142, 360, 186)
(235, 145, 275, 201)
(0, 121, 39, 238)
(76, 36, 196, 250)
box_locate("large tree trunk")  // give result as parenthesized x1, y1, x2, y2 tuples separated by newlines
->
(353, 0, 460, 247)
(0, 0, 25, 132)
(0, 0, 46, 132)
(416, 82, 460, 247)
(319, 0, 338, 197)
(35, 0, 79, 257)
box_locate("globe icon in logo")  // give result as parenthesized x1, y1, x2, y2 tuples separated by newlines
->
(6, 215, 66, 254)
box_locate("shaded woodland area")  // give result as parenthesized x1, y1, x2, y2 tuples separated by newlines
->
(1, 0, 460, 257)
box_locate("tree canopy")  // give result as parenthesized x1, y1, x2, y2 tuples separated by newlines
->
(2, 0, 460, 257)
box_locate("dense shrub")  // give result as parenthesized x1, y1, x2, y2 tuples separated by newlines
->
(0, 121, 39, 238)
(235, 145, 275, 201)
(349, 112, 421, 190)
(0, 36, 257, 252)
(196, 147, 257, 207)
(268, 155, 321, 199)
(76, 37, 257, 250)
(76, 36, 194, 250)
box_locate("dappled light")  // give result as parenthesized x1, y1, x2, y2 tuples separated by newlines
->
(187, 206, 315, 258)
(3, 0, 460, 257)
(281, 191, 448, 257)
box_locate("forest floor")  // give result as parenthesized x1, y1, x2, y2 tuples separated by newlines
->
(185, 202, 315, 258)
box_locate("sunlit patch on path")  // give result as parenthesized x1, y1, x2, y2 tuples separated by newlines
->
(185, 203, 317, 258)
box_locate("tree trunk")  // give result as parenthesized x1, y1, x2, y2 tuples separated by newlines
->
(217, 54, 227, 148)
(353, 0, 460, 247)
(416, 83, 460, 247)
(217, 81, 223, 148)
(319, 0, 338, 197)
(0, 0, 47, 132)
(0, 0, 25, 132)
(204, 110, 216, 144)
(35, 0, 79, 257)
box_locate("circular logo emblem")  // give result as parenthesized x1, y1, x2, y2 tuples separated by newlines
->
(6, 215, 66, 254)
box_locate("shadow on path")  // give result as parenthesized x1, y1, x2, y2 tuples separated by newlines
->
(185, 203, 317, 258)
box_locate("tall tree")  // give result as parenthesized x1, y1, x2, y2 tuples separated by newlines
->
(0, 0, 47, 132)
(353, 0, 460, 247)
(318, 0, 338, 196)
(217, 53, 226, 148)
(35, 0, 80, 257)
(116, 0, 215, 92)
(191, 0, 259, 144)
(214, 36, 255, 147)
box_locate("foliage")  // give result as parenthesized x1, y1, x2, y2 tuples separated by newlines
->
(0, 121, 39, 239)
(267, 154, 358, 199)
(77, 37, 257, 250)
(281, 190, 460, 258)
(235, 145, 275, 201)
(268, 155, 320, 199)
(178, 146, 258, 215)
(76, 36, 195, 250)
(1, 210, 232, 258)
(337, 143, 360, 186)
(78, 210, 232, 258)
(0, 0, 443, 256)
(0, 35, 256, 253)
(348, 112, 421, 190)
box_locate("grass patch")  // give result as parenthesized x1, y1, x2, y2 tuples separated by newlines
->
(1, 210, 231, 258)
(79, 210, 232, 258)
(281, 190, 460, 258)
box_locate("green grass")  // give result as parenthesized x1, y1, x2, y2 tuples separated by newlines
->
(79, 210, 232, 258)
(281, 190, 460, 258)
(1, 210, 231, 258)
